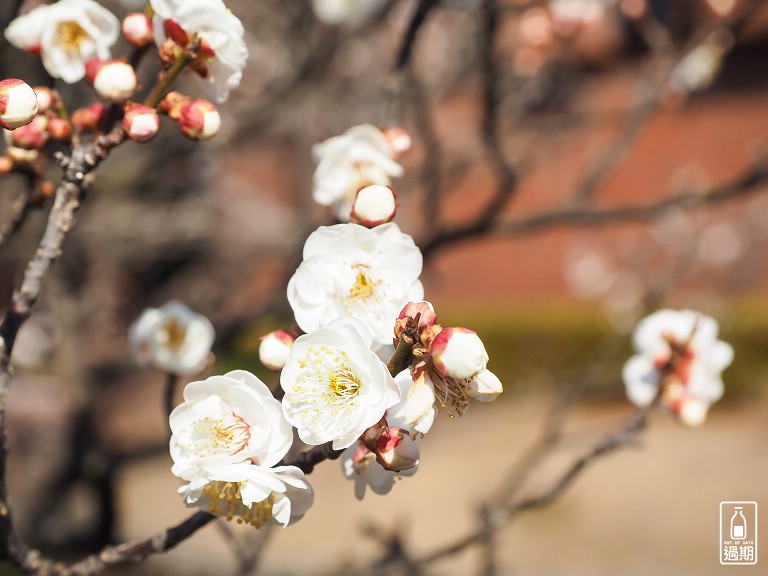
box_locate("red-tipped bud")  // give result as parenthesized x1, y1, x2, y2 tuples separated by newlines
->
(85, 58, 104, 84)
(395, 301, 438, 340)
(0, 79, 38, 130)
(32, 86, 55, 114)
(164, 18, 189, 46)
(159, 91, 190, 121)
(382, 126, 412, 156)
(258, 329, 296, 371)
(122, 103, 160, 143)
(350, 184, 397, 227)
(179, 98, 220, 141)
(47, 117, 71, 141)
(430, 327, 489, 380)
(122, 13, 153, 47)
(6, 115, 48, 149)
(71, 103, 106, 132)
(375, 427, 420, 471)
(93, 60, 138, 103)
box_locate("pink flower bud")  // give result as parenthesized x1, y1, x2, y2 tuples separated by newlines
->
(382, 126, 412, 156)
(179, 98, 220, 140)
(71, 103, 106, 132)
(85, 58, 104, 84)
(467, 369, 503, 402)
(375, 427, 419, 472)
(350, 184, 397, 227)
(122, 104, 160, 143)
(430, 327, 489, 380)
(394, 301, 438, 340)
(258, 329, 296, 371)
(159, 91, 189, 121)
(7, 115, 48, 149)
(32, 86, 54, 114)
(122, 13, 153, 47)
(93, 61, 138, 103)
(0, 79, 38, 130)
(47, 117, 71, 141)
(398, 301, 437, 327)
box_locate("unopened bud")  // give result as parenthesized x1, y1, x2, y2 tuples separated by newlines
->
(94, 61, 138, 103)
(375, 427, 419, 472)
(674, 396, 708, 426)
(159, 91, 190, 121)
(259, 329, 295, 371)
(382, 126, 412, 156)
(395, 301, 437, 340)
(47, 117, 71, 141)
(122, 103, 160, 143)
(0, 79, 38, 130)
(85, 58, 104, 84)
(72, 103, 106, 132)
(467, 369, 503, 402)
(430, 327, 489, 380)
(32, 86, 55, 114)
(6, 115, 48, 149)
(351, 184, 397, 227)
(122, 13, 154, 47)
(179, 99, 220, 140)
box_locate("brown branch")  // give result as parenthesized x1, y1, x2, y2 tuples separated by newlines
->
(280, 442, 343, 474)
(499, 157, 768, 236)
(7, 511, 215, 576)
(420, 0, 518, 259)
(0, 186, 34, 249)
(394, 0, 441, 71)
(364, 403, 653, 575)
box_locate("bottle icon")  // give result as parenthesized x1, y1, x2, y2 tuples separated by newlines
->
(731, 507, 747, 540)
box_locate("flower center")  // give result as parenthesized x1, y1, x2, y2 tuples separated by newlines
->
(190, 414, 250, 458)
(290, 346, 363, 436)
(204, 481, 275, 528)
(348, 270, 379, 303)
(327, 366, 361, 401)
(56, 21, 88, 51)
(428, 364, 469, 418)
(161, 318, 187, 350)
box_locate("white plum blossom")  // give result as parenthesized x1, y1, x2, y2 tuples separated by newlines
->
(150, 0, 248, 103)
(129, 300, 215, 375)
(170, 370, 313, 527)
(313, 124, 403, 221)
(341, 370, 422, 499)
(287, 222, 423, 350)
(280, 318, 400, 450)
(4, 0, 120, 83)
(312, 0, 386, 25)
(622, 309, 733, 425)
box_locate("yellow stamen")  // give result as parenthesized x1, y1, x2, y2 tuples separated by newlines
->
(56, 21, 88, 50)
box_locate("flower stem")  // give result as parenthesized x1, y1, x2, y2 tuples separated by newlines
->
(387, 331, 414, 377)
(144, 50, 192, 109)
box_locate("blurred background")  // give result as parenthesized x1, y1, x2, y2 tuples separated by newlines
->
(1, 0, 767, 574)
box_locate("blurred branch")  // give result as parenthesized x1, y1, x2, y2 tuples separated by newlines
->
(395, 0, 441, 71)
(363, 402, 654, 575)
(499, 156, 768, 236)
(420, 0, 519, 259)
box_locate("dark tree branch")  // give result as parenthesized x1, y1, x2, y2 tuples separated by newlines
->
(395, 0, 441, 71)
